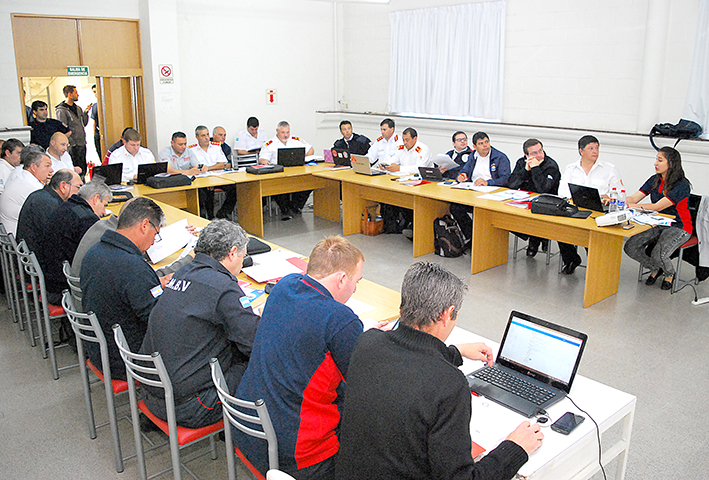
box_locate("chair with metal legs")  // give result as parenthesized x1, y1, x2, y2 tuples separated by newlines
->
(18, 247, 75, 379)
(62, 291, 128, 472)
(210, 357, 278, 480)
(62, 260, 84, 312)
(511, 234, 556, 265)
(113, 324, 223, 480)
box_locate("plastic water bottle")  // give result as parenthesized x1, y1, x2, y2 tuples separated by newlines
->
(618, 189, 626, 211)
(609, 188, 618, 212)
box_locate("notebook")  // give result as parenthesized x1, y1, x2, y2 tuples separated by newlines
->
(351, 154, 386, 176)
(137, 162, 168, 184)
(466, 311, 587, 417)
(569, 183, 609, 213)
(92, 163, 123, 186)
(277, 147, 306, 167)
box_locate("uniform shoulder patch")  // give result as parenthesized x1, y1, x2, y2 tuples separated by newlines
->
(415, 146, 421, 153)
(291, 136, 301, 141)
(188, 143, 197, 148)
(398, 145, 405, 150)
(210, 140, 221, 145)
(265, 140, 273, 146)
(377, 136, 383, 142)
(394, 135, 399, 141)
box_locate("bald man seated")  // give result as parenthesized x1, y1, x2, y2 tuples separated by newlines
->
(47, 132, 82, 174)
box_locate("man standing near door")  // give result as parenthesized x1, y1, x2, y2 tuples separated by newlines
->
(56, 85, 90, 176)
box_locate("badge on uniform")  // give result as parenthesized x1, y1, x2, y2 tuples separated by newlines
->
(150, 285, 164, 298)
(239, 296, 251, 308)
(491, 164, 497, 172)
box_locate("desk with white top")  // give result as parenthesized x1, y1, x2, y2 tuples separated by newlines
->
(448, 326, 635, 480)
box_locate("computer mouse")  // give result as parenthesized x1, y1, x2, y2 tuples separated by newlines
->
(537, 416, 548, 424)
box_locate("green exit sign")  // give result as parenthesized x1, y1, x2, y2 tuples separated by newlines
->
(67, 66, 90, 76)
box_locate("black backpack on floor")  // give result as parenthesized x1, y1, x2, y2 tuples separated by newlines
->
(433, 214, 466, 257)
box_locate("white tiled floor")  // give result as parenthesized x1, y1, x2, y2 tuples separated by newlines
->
(1, 207, 708, 479)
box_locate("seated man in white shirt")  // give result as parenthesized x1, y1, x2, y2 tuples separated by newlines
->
(234, 117, 268, 156)
(190, 125, 236, 219)
(158, 131, 206, 176)
(47, 132, 82, 174)
(0, 145, 54, 235)
(557, 135, 622, 274)
(0, 138, 24, 195)
(259, 121, 314, 220)
(108, 129, 155, 183)
(366, 118, 403, 166)
(384, 127, 432, 175)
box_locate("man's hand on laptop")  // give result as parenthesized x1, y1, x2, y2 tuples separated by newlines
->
(506, 421, 544, 455)
(456, 342, 493, 367)
(600, 194, 610, 205)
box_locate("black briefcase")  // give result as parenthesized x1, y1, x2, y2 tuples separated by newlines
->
(246, 165, 284, 175)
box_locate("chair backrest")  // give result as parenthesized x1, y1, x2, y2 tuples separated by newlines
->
(62, 291, 113, 382)
(17, 245, 51, 311)
(62, 260, 84, 309)
(209, 358, 279, 471)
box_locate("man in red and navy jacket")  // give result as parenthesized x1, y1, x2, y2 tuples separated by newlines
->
(234, 236, 365, 479)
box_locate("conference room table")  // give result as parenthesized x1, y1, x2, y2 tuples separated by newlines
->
(131, 165, 341, 238)
(448, 326, 635, 480)
(313, 169, 648, 308)
(106, 199, 400, 323)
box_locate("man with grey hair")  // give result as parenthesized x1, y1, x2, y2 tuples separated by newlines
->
(259, 120, 314, 220)
(81, 197, 167, 380)
(337, 262, 543, 480)
(41, 180, 112, 304)
(189, 125, 234, 219)
(140, 219, 260, 428)
(0, 145, 54, 235)
(16, 169, 81, 253)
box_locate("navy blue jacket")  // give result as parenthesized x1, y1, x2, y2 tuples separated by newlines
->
(441, 146, 472, 179)
(81, 229, 161, 380)
(458, 146, 511, 187)
(16, 185, 63, 255)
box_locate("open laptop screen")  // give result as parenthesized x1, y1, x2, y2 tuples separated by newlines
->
(498, 312, 586, 389)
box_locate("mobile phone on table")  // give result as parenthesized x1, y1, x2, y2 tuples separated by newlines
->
(551, 412, 584, 435)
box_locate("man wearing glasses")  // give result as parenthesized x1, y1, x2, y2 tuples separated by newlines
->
(439, 131, 472, 179)
(81, 197, 168, 380)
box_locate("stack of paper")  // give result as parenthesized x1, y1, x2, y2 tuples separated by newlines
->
(241, 249, 308, 283)
(146, 218, 194, 264)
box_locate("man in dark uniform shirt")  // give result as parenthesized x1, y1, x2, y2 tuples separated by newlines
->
(507, 138, 561, 257)
(140, 219, 260, 428)
(29, 101, 71, 150)
(333, 120, 371, 155)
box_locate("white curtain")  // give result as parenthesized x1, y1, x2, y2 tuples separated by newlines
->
(683, 0, 709, 139)
(388, 1, 506, 120)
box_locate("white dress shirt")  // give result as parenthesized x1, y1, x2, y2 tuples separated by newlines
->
(259, 136, 313, 165)
(48, 151, 75, 173)
(109, 145, 156, 182)
(233, 128, 268, 153)
(391, 140, 432, 175)
(158, 146, 199, 171)
(471, 152, 492, 182)
(0, 159, 18, 195)
(0, 169, 44, 235)
(558, 159, 621, 198)
(189, 142, 227, 168)
(366, 133, 403, 165)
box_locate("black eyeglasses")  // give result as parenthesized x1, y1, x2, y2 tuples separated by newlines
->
(148, 221, 162, 242)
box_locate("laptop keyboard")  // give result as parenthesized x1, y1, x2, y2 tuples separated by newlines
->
(472, 368, 557, 406)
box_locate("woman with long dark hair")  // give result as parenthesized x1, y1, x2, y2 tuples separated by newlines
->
(624, 146, 692, 290)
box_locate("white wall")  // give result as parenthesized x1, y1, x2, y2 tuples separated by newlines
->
(338, 0, 701, 135)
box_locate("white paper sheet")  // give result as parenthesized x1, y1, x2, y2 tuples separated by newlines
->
(241, 249, 305, 283)
(146, 218, 193, 264)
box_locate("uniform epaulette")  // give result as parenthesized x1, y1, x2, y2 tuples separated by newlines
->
(415, 146, 421, 153)
(265, 140, 273, 146)
(394, 135, 399, 141)
(188, 143, 197, 148)
(398, 145, 405, 150)
(291, 136, 301, 141)
(210, 140, 221, 145)
(377, 136, 383, 142)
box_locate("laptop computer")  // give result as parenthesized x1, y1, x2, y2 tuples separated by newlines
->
(331, 148, 351, 166)
(466, 310, 587, 417)
(569, 183, 609, 213)
(418, 166, 443, 181)
(277, 147, 306, 167)
(92, 163, 123, 186)
(137, 162, 168, 184)
(351, 154, 386, 176)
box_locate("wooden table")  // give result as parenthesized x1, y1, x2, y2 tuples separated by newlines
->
(107, 199, 401, 323)
(131, 175, 235, 217)
(312, 170, 647, 307)
(218, 165, 341, 238)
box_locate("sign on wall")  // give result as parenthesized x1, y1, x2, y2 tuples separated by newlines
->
(67, 66, 89, 76)
(267, 89, 277, 105)
(159, 64, 174, 84)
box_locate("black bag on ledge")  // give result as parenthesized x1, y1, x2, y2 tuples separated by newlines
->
(649, 119, 702, 150)
(146, 173, 192, 189)
(531, 194, 591, 219)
